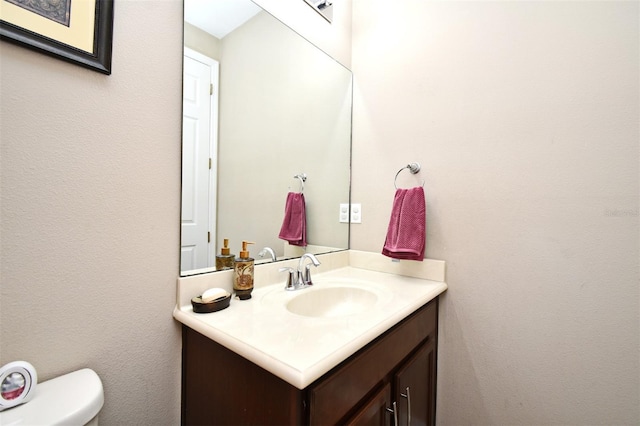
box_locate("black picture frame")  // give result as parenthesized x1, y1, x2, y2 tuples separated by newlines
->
(0, 0, 114, 75)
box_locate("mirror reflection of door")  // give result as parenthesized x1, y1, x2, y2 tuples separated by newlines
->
(181, 47, 219, 271)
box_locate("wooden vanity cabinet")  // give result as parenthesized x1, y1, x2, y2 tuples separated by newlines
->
(181, 297, 438, 426)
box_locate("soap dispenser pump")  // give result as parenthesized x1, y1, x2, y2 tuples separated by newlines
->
(216, 238, 235, 271)
(234, 241, 255, 300)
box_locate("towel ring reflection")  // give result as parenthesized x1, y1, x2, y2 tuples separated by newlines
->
(394, 163, 425, 189)
(293, 173, 307, 193)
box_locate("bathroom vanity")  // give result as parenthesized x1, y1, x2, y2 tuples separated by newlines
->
(175, 251, 447, 426)
(182, 298, 437, 425)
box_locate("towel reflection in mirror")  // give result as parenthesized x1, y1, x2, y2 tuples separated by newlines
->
(279, 192, 307, 247)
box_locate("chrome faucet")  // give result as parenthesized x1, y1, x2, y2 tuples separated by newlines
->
(279, 253, 321, 291)
(298, 253, 321, 287)
(258, 247, 277, 262)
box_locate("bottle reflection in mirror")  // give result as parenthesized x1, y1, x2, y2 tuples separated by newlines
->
(216, 238, 235, 270)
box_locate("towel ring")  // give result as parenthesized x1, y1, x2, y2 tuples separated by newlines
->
(293, 173, 307, 193)
(394, 162, 425, 189)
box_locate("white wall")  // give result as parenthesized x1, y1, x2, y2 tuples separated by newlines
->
(0, 1, 183, 424)
(351, 1, 639, 424)
(255, 0, 352, 69)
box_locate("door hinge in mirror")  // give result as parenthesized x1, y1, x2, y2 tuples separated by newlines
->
(208, 232, 210, 243)
(209, 158, 212, 169)
(210, 84, 213, 95)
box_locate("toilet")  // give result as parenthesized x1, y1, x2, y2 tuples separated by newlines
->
(0, 368, 104, 425)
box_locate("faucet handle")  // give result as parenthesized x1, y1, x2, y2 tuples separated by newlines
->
(303, 264, 316, 286)
(279, 267, 296, 291)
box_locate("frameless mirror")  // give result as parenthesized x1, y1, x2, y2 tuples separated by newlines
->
(181, 0, 352, 276)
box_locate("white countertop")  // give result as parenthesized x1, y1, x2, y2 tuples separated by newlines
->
(174, 250, 447, 389)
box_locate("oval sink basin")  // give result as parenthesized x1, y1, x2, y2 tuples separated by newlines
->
(286, 286, 378, 318)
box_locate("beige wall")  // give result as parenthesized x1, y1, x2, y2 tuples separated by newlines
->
(351, 1, 639, 424)
(1, 1, 183, 424)
(184, 22, 221, 60)
(217, 11, 351, 257)
(2, 0, 638, 424)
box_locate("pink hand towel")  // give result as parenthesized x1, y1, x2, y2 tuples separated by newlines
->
(278, 192, 307, 247)
(382, 186, 426, 261)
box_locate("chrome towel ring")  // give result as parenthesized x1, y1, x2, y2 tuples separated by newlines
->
(394, 162, 424, 189)
(294, 173, 307, 193)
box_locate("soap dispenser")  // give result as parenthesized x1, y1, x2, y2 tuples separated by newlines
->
(216, 238, 235, 271)
(233, 241, 255, 300)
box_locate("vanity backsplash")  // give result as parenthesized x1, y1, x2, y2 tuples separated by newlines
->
(176, 250, 445, 309)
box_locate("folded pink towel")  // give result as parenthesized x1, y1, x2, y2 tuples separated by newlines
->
(382, 186, 425, 261)
(278, 192, 307, 247)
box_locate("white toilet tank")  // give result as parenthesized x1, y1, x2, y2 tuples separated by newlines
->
(0, 368, 104, 426)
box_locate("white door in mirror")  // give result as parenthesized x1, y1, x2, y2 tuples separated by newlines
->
(201, 288, 230, 303)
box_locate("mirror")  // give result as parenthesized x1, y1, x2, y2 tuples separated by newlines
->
(1, 372, 26, 400)
(181, 0, 352, 276)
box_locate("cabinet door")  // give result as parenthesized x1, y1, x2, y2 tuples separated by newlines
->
(309, 301, 437, 425)
(181, 326, 304, 425)
(345, 383, 393, 426)
(394, 338, 436, 426)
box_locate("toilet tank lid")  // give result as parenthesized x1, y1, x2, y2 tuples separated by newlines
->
(0, 368, 104, 425)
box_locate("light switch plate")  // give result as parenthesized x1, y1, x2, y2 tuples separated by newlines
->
(339, 203, 349, 223)
(350, 203, 362, 223)
(339, 203, 362, 224)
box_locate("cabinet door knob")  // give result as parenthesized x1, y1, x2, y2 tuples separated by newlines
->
(386, 401, 398, 426)
(400, 387, 411, 426)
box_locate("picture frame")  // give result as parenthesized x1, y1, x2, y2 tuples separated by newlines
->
(0, 0, 114, 75)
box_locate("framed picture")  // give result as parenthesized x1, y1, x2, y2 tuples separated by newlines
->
(0, 0, 114, 75)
